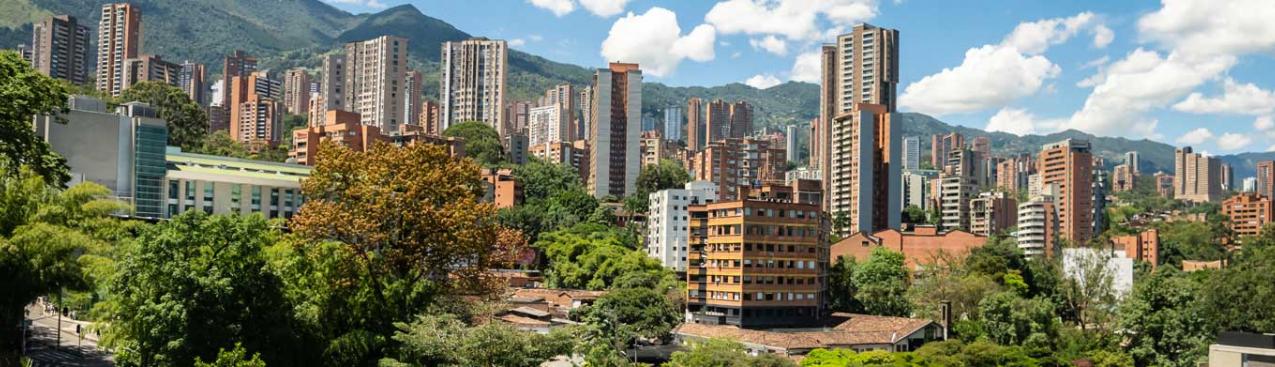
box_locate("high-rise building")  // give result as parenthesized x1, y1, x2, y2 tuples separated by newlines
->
(647, 181, 718, 272)
(96, 3, 142, 96)
(1243, 177, 1257, 193)
(901, 136, 920, 171)
(686, 97, 704, 151)
(930, 132, 965, 170)
(505, 132, 529, 165)
(403, 69, 423, 125)
(664, 107, 683, 142)
(319, 53, 345, 110)
(122, 54, 181, 89)
(587, 63, 641, 198)
(691, 137, 787, 201)
(902, 170, 934, 211)
(1038, 139, 1095, 246)
(1258, 161, 1275, 199)
(640, 131, 670, 167)
(813, 45, 837, 173)
(785, 124, 800, 164)
(826, 103, 900, 234)
(527, 104, 561, 146)
(1155, 172, 1174, 198)
(1222, 193, 1273, 241)
(939, 149, 979, 232)
(31, 15, 91, 85)
(705, 99, 730, 143)
(1125, 151, 1141, 175)
(970, 191, 1017, 236)
(1017, 184, 1060, 258)
(440, 38, 507, 134)
(221, 50, 258, 108)
(178, 61, 206, 105)
(35, 96, 167, 218)
(996, 153, 1035, 194)
(420, 99, 442, 135)
(686, 183, 827, 327)
(833, 24, 899, 111)
(970, 136, 991, 159)
(229, 71, 283, 146)
(505, 101, 532, 135)
(1112, 164, 1135, 192)
(728, 101, 753, 138)
(542, 84, 577, 140)
(1174, 147, 1224, 203)
(283, 68, 311, 116)
(344, 36, 410, 132)
(577, 87, 592, 140)
(1221, 163, 1234, 192)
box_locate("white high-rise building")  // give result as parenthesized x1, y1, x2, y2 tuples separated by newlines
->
(903, 136, 920, 171)
(440, 38, 508, 134)
(1243, 177, 1257, 193)
(646, 181, 718, 272)
(1017, 184, 1060, 258)
(343, 36, 409, 132)
(527, 104, 560, 146)
(902, 170, 931, 211)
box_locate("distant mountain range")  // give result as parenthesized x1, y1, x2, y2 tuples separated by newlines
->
(3, 0, 1271, 177)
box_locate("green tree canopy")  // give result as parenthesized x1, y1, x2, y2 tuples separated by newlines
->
(119, 80, 208, 151)
(535, 223, 664, 290)
(444, 121, 505, 167)
(381, 313, 574, 367)
(0, 51, 71, 186)
(665, 338, 797, 367)
(851, 247, 912, 316)
(626, 159, 691, 213)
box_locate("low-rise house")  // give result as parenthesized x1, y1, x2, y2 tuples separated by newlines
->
(673, 313, 943, 357)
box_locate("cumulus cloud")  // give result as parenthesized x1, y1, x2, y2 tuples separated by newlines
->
(1173, 78, 1275, 115)
(984, 107, 1064, 136)
(789, 49, 822, 83)
(1217, 132, 1253, 151)
(1138, 0, 1275, 58)
(527, 0, 574, 16)
(1256, 115, 1275, 131)
(579, 0, 631, 17)
(899, 12, 1105, 115)
(1092, 25, 1114, 48)
(705, 0, 878, 41)
(1176, 128, 1213, 145)
(749, 35, 788, 56)
(600, 8, 716, 77)
(745, 74, 782, 89)
(508, 39, 527, 47)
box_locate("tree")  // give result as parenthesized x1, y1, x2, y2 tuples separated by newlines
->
(515, 159, 586, 203)
(1117, 266, 1210, 367)
(120, 81, 208, 151)
(0, 51, 71, 186)
(575, 286, 680, 346)
(626, 159, 691, 213)
(195, 344, 268, 367)
(665, 338, 797, 367)
(827, 257, 860, 312)
(444, 121, 505, 167)
(1197, 242, 1275, 334)
(1156, 221, 1225, 267)
(902, 205, 927, 225)
(536, 223, 665, 290)
(851, 247, 911, 316)
(906, 254, 1001, 325)
(102, 211, 300, 366)
(381, 313, 574, 367)
(195, 133, 252, 159)
(976, 291, 1060, 350)
(1060, 249, 1118, 333)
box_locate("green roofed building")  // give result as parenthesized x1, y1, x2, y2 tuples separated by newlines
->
(162, 147, 310, 219)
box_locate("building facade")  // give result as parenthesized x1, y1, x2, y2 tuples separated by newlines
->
(1222, 193, 1273, 241)
(996, 153, 1035, 194)
(1174, 146, 1224, 203)
(1258, 161, 1274, 199)
(289, 110, 383, 166)
(178, 61, 206, 105)
(691, 137, 786, 201)
(31, 15, 91, 85)
(970, 191, 1017, 236)
(587, 63, 641, 198)
(163, 149, 309, 220)
(319, 53, 345, 111)
(344, 36, 410, 132)
(647, 181, 719, 272)
(96, 3, 142, 96)
(1017, 184, 1061, 258)
(665, 107, 684, 143)
(826, 103, 901, 234)
(283, 68, 312, 116)
(1112, 164, 1135, 192)
(902, 136, 920, 171)
(832, 227, 986, 269)
(440, 38, 507, 134)
(229, 71, 283, 146)
(687, 97, 704, 151)
(122, 54, 181, 89)
(1039, 139, 1094, 246)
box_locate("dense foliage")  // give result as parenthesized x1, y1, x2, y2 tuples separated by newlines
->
(0, 51, 70, 186)
(444, 121, 506, 167)
(624, 159, 692, 214)
(119, 81, 210, 151)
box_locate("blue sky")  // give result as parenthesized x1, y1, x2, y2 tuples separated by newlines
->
(324, 0, 1275, 154)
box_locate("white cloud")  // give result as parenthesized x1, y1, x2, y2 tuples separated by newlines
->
(704, 0, 878, 41)
(1256, 115, 1275, 131)
(529, 35, 544, 42)
(1173, 78, 1275, 115)
(1138, 0, 1275, 58)
(899, 12, 1105, 116)
(326, 0, 386, 9)
(527, 0, 574, 16)
(1081, 56, 1109, 70)
(600, 8, 716, 77)
(1217, 132, 1253, 151)
(745, 74, 783, 89)
(749, 35, 788, 56)
(1176, 128, 1213, 145)
(1092, 25, 1114, 48)
(985, 107, 1065, 136)
(1268, 145, 1275, 152)
(790, 49, 822, 83)
(579, 0, 630, 17)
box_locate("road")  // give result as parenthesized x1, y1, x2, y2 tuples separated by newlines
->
(23, 304, 113, 367)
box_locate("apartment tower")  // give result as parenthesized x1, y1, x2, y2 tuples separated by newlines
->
(686, 97, 704, 151)
(1257, 161, 1275, 199)
(96, 3, 142, 96)
(826, 103, 901, 234)
(439, 38, 508, 134)
(319, 54, 346, 112)
(31, 15, 91, 85)
(229, 71, 283, 146)
(1173, 147, 1224, 203)
(587, 63, 642, 198)
(283, 68, 311, 116)
(664, 106, 683, 142)
(344, 36, 410, 132)
(220, 50, 257, 108)
(1038, 139, 1094, 246)
(178, 61, 206, 105)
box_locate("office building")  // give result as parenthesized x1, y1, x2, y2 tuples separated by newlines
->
(1174, 147, 1224, 203)
(35, 96, 167, 218)
(31, 15, 91, 85)
(1112, 164, 1134, 192)
(290, 110, 383, 166)
(687, 97, 704, 151)
(1017, 184, 1061, 258)
(344, 35, 410, 132)
(319, 53, 345, 110)
(587, 63, 641, 198)
(826, 103, 900, 234)
(1125, 151, 1141, 175)
(665, 107, 683, 142)
(163, 148, 309, 219)
(970, 191, 1017, 236)
(576, 86, 592, 139)
(1258, 161, 1275, 199)
(228, 71, 283, 146)
(178, 61, 206, 105)
(833, 226, 986, 269)
(1222, 193, 1273, 241)
(691, 137, 786, 201)
(283, 68, 311, 115)
(686, 183, 827, 327)
(902, 136, 920, 171)
(440, 38, 507, 134)
(930, 132, 964, 170)
(122, 54, 181, 89)
(996, 153, 1035, 194)
(1038, 139, 1094, 246)
(647, 181, 718, 272)
(96, 3, 142, 96)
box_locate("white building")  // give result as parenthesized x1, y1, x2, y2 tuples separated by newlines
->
(902, 170, 932, 211)
(527, 104, 560, 146)
(646, 181, 718, 272)
(1017, 184, 1060, 258)
(343, 35, 410, 132)
(1243, 177, 1257, 193)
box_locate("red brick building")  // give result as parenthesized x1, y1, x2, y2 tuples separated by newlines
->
(1222, 193, 1273, 241)
(831, 226, 986, 269)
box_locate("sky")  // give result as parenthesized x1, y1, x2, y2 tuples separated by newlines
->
(322, 0, 1275, 154)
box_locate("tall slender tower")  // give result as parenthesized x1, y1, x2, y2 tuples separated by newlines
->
(827, 103, 901, 234)
(344, 36, 410, 132)
(96, 3, 142, 96)
(588, 63, 642, 198)
(1038, 139, 1094, 245)
(706, 99, 730, 143)
(221, 50, 258, 108)
(439, 38, 508, 134)
(32, 15, 91, 85)
(178, 61, 206, 105)
(686, 97, 704, 151)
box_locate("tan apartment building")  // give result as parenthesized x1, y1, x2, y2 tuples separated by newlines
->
(440, 38, 507, 134)
(403, 69, 423, 125)
(228, 71, 283, 147)
(832, 226, 985, 269)
(587, 63, 641, 198)
(31, 15, 91, 85)
(283, 68, 311, 115)
(939, 149, 978, 232)
(220, 50, 258, 108)
(971, 191, 1017, 236)
(826, 103, 901, 234)
(530, 140, 589, 183)
(686, 184, 828, 328)
(344, 35, 410, 132)
(1257, 161, 1274, 199)
(814, 23, 899, 188)
(1111, 228, 1159, 267)
(1112, 164, 1135, 192)
(1154, 172, 1174, 198)
(930, 132, 965, 170)
(691, 137, 786, 202)
(96, 3, 141, 96)
(996, 153, 1034, 194)
(1222, 193, 1273, 241)
(1038, 139, 1094, 246)
(481, 168, 521, 209)
(686, 97, 705, 151)
(122, 54, 181, 89)
(1174, 147, 1224, 203)
(290, 110, 384, 166)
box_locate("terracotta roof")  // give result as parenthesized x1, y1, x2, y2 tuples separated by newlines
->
(675, 314, 936, 351)
(830, 313, 934, 338)
(510, 306, 551, 318)
(500, 314, 551, 326)
(509, 288, 607, 301)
